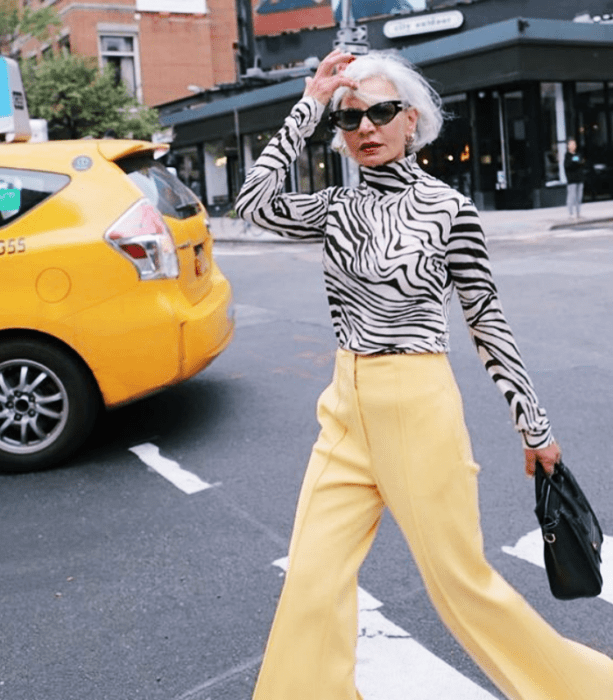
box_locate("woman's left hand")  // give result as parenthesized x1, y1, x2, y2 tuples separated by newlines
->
(524, 441, 561, 477)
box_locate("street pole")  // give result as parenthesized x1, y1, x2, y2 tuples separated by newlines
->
(334, 0, 369, 55)
(334, 0, 367, 187)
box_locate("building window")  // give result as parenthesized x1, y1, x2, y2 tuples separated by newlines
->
(59, 34, 71, 56)
(423, 93, 472, 197)
(100, 34, 138, 98)
(136, 0, 207, 12)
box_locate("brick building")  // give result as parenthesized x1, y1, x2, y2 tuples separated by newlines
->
(13, 0, 238, 107)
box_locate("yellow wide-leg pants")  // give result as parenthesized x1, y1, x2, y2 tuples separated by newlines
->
(252, 350, 613, 700)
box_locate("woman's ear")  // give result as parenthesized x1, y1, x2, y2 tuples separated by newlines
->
(405, 107, 419, 136)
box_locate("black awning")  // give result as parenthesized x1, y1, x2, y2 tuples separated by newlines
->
(166, 17, 613, 144)
(402, 17, 613, 93)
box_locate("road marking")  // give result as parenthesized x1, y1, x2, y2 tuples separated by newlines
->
(129, 443, 220, 495)
(173, 654, 263, 700)
(502, 528, 613, 605)
(273, 557, 497, 700)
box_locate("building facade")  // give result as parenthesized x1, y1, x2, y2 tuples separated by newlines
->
(159, 0, 613, 211)
(13, 0, 238, 107)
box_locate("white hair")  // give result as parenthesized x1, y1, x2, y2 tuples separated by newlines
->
(330, 50, 444, 155)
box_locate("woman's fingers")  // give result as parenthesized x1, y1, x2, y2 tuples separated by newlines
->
(524, 442, 562, 477)
(303, 50, 358, 105)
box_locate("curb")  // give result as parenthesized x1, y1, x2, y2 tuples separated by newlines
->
(548, 217, 613, 231)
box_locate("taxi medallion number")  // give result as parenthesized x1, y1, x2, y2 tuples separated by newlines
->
(0, 237, 26, 255)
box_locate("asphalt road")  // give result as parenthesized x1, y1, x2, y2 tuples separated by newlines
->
(2, 225, 613, 700)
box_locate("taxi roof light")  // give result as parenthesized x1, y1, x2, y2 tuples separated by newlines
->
(105, 199, 179, 280)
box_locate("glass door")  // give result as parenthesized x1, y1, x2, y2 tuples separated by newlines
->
(499, 90, 530, 191)
(576, 82, 610, 200)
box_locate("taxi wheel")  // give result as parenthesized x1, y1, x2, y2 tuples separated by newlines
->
(0, 339, 100, 473)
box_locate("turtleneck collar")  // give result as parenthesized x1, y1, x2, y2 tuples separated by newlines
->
(360, 154, 422, 194)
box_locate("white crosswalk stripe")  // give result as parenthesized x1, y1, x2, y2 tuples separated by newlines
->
(129, 443, 220, 494)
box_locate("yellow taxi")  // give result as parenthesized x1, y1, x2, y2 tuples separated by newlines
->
(0, 139, 234, 472)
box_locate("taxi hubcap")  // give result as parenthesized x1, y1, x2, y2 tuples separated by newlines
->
(0, 359, 69, 454)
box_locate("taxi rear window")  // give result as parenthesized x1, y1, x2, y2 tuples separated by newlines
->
(0, 168, 70, 227)
(117, 156, 201, 220)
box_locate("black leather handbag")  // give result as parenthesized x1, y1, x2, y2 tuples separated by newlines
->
(534, 460, 603, 600)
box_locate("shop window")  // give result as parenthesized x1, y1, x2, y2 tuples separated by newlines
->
(173, 147, 203, 201)
(540, 83, 566, 184)
(609, 82, 613, 142)
(576, 82, 611, 200)
(296, 142, 333, 194)
(100, 34, 138, 98)
(312, 144, 333, 192)
(249, 131, 275, 162)
(422, 93, 472, 197)
(204, 141, 231, 212)
(576, 82, 607, 153)
(243, 131, 276, 178)
(496, 90, 531, 193)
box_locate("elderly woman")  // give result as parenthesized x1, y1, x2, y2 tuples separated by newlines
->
(234, 50, 613, 700)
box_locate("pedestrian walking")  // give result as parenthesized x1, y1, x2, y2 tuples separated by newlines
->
(564, 137, 585, 218)
(235, 49, 613, 700)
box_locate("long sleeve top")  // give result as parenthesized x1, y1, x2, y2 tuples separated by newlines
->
(564, 151, 585, 184)
(235, 96, 553, 449)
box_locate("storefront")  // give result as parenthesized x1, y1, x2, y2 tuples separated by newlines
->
(159, 17, 613, 211)
(405, 18, 613, 209)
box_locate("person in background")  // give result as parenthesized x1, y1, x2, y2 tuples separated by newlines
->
(235, 49, 613, 700)
(564, 137, 585, 218)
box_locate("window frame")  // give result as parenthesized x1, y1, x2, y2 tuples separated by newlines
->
(97, 26, 142, 103)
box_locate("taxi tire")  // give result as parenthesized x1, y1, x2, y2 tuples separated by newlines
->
(0, 339, 100, 473)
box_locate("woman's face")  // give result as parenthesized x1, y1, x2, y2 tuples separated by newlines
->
(339, 76, 418, 167)
(568, 139, 577, 153)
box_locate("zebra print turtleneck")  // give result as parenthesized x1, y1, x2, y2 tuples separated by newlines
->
(235, 97, 553, 449)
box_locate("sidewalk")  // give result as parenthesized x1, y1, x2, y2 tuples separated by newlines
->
(209, 199, 613, 243)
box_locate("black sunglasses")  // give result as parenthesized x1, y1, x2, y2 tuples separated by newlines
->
(329, 101, 405, 131)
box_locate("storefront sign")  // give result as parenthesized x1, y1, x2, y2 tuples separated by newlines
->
(136, 0, 206, 12)
(383, 10, 464, 39)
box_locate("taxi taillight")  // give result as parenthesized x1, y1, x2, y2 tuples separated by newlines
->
(104, 199, 179, 280)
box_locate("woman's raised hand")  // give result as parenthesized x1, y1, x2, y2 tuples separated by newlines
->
(303, 49, 359, 107)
